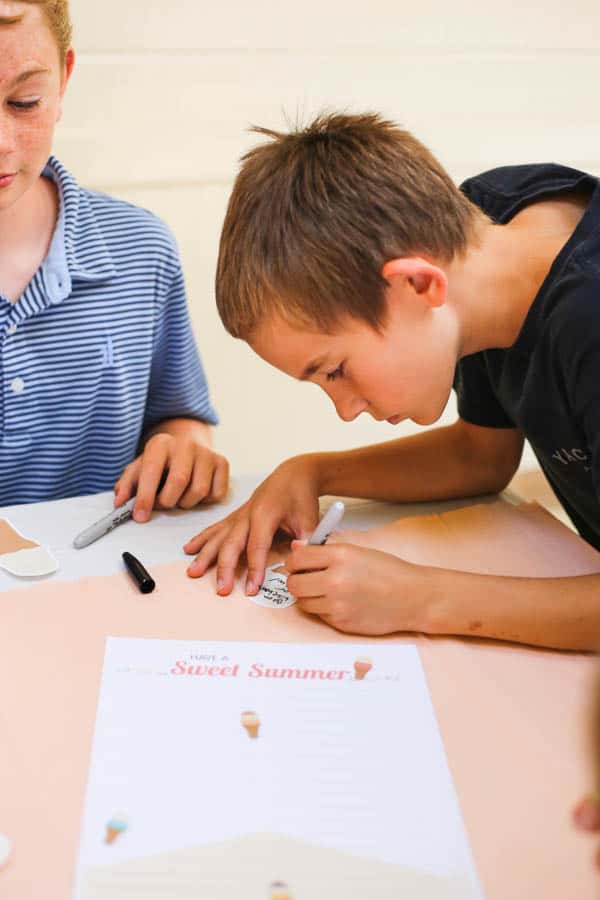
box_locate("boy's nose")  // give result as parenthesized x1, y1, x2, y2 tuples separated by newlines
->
(333, 393, 367, 423)
(0, 113, 17, 156)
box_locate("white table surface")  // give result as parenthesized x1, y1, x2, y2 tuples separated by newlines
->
(0, 474, 509, 592)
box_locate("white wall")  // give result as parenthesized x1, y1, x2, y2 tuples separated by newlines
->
(54, 1, 600, 474)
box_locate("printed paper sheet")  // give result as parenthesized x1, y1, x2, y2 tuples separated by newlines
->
(74, 638, 482, 899)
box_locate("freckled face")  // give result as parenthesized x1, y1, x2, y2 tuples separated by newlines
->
(249, 290, 460, 426)
(0, 2, 70, 211)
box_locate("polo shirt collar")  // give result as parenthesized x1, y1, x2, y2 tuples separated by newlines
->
(41, 156, 117, 306)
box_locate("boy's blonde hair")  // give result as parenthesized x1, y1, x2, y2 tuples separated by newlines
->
(0, 1, 72, 63)
(216, 113, 481, 339)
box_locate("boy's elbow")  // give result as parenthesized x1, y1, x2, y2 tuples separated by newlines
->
(480, 463, 519, 495)
(456, 420, 524, 496)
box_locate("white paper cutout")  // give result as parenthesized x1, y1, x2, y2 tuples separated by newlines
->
(252, 563, 296, 609)
(0, 546, 58, 578)
(0, 832, 11, 868)
(0, 519, 58, 578)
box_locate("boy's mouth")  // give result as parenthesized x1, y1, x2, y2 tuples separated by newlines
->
(386, 414, 403, 425)
(0, 173, 16, 189)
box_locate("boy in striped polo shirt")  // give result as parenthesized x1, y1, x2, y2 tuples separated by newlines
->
(0, 0, 228, 516)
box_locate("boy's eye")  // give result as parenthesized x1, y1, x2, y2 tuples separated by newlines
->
(9, 99, 41, 110)
(326, 363, 345, 382)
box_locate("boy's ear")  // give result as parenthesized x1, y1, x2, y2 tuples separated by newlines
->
(56, 48, 75, 122)
(382, 257, 448, 308)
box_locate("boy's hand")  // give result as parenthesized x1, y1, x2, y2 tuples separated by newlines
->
(114, 430, 229, 522)
(185, 455, 322, 595)
(285, 541, 430, 636)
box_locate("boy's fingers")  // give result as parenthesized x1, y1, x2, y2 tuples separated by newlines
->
(287, 570, 327, 600)
(208, 456, 230, 503)
(187, 537, 223, 578)
(215, 523, 250, 595)
(296, 596, 328, 616)
(134, 449, 169, 522)
(286, 543, 333, 574)
(114, 461, 140, 507)
(159, 455, 195, 508)
(183, 523, 221, 554)
(246, 517, 281, 595)
(289, 509, 320, 540)
(114, 483, 131, 506)
(178, 456, 217, 509)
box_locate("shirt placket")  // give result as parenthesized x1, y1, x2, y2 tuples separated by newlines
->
(1, 273, 49, 452)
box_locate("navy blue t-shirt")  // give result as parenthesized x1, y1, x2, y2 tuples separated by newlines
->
(454, 164, 600, 549)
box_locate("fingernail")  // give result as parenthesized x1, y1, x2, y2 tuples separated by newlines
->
(216, 577, 225, 591)
(134, 509, 149, 523)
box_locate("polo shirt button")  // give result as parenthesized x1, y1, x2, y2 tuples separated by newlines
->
(6, 324, 17, 336)
(10, 378, 25, 394)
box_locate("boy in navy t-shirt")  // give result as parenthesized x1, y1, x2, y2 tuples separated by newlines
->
(186, 113, 600, 652)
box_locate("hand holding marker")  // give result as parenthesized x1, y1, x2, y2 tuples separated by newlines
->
(307, 500, 346, 546)
(73, 481, 158, 596)
(282, 501, 345, 595)
(73, 473, 168, 549)
(73, 497, 137, 549)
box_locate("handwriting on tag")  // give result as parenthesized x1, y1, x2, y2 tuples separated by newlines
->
(251, 563, 296, 609)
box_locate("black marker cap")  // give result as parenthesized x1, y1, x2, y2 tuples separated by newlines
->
(122, 552, 156, 594)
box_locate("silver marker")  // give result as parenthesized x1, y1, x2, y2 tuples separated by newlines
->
(308, 500, 346, 546)
(73, 498, 136, 550)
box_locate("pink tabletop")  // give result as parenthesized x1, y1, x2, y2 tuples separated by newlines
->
(0, 502, 599, 898)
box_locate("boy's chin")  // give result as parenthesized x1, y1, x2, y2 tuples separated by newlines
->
(413, 387, 454, 426)
(412, 404, 446, 427)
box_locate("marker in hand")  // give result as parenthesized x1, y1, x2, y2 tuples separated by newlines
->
(307, 500, 346, 546)
(73, 498, 137, 550)
(73, 473, 169, 550)
(248, 502, 346, 595)
(282, 501, 346, 587)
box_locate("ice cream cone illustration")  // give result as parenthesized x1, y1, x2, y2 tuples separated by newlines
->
(270, 881, 292, 900)
(104, 812, 129, 845)
(353, 657, 373, 681)
(241, 710, 260, 739)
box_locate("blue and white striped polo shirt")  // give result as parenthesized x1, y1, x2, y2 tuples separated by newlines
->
(0, 157, 218, 505)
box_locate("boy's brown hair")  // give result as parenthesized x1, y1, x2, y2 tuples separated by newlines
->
(0, 0, 72, 63)
(216, 112, 481, 339)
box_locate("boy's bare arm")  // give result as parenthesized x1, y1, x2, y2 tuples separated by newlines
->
(314, 419, 524, 502)
(185, 419, 523, 594)
(285, 542, 600, 651)
(428, 566, 600, 650)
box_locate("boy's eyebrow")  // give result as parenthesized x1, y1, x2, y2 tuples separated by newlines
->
(299, 357, 325, 381)
(12, 67, 50, 85)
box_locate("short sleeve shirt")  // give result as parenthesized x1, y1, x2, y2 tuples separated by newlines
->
(0, 157, 218, 504)
(454, 164, 600, 549)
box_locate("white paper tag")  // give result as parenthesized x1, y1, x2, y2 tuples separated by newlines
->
(251, 563, 296, 609)
(0, 546, 58, 578)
